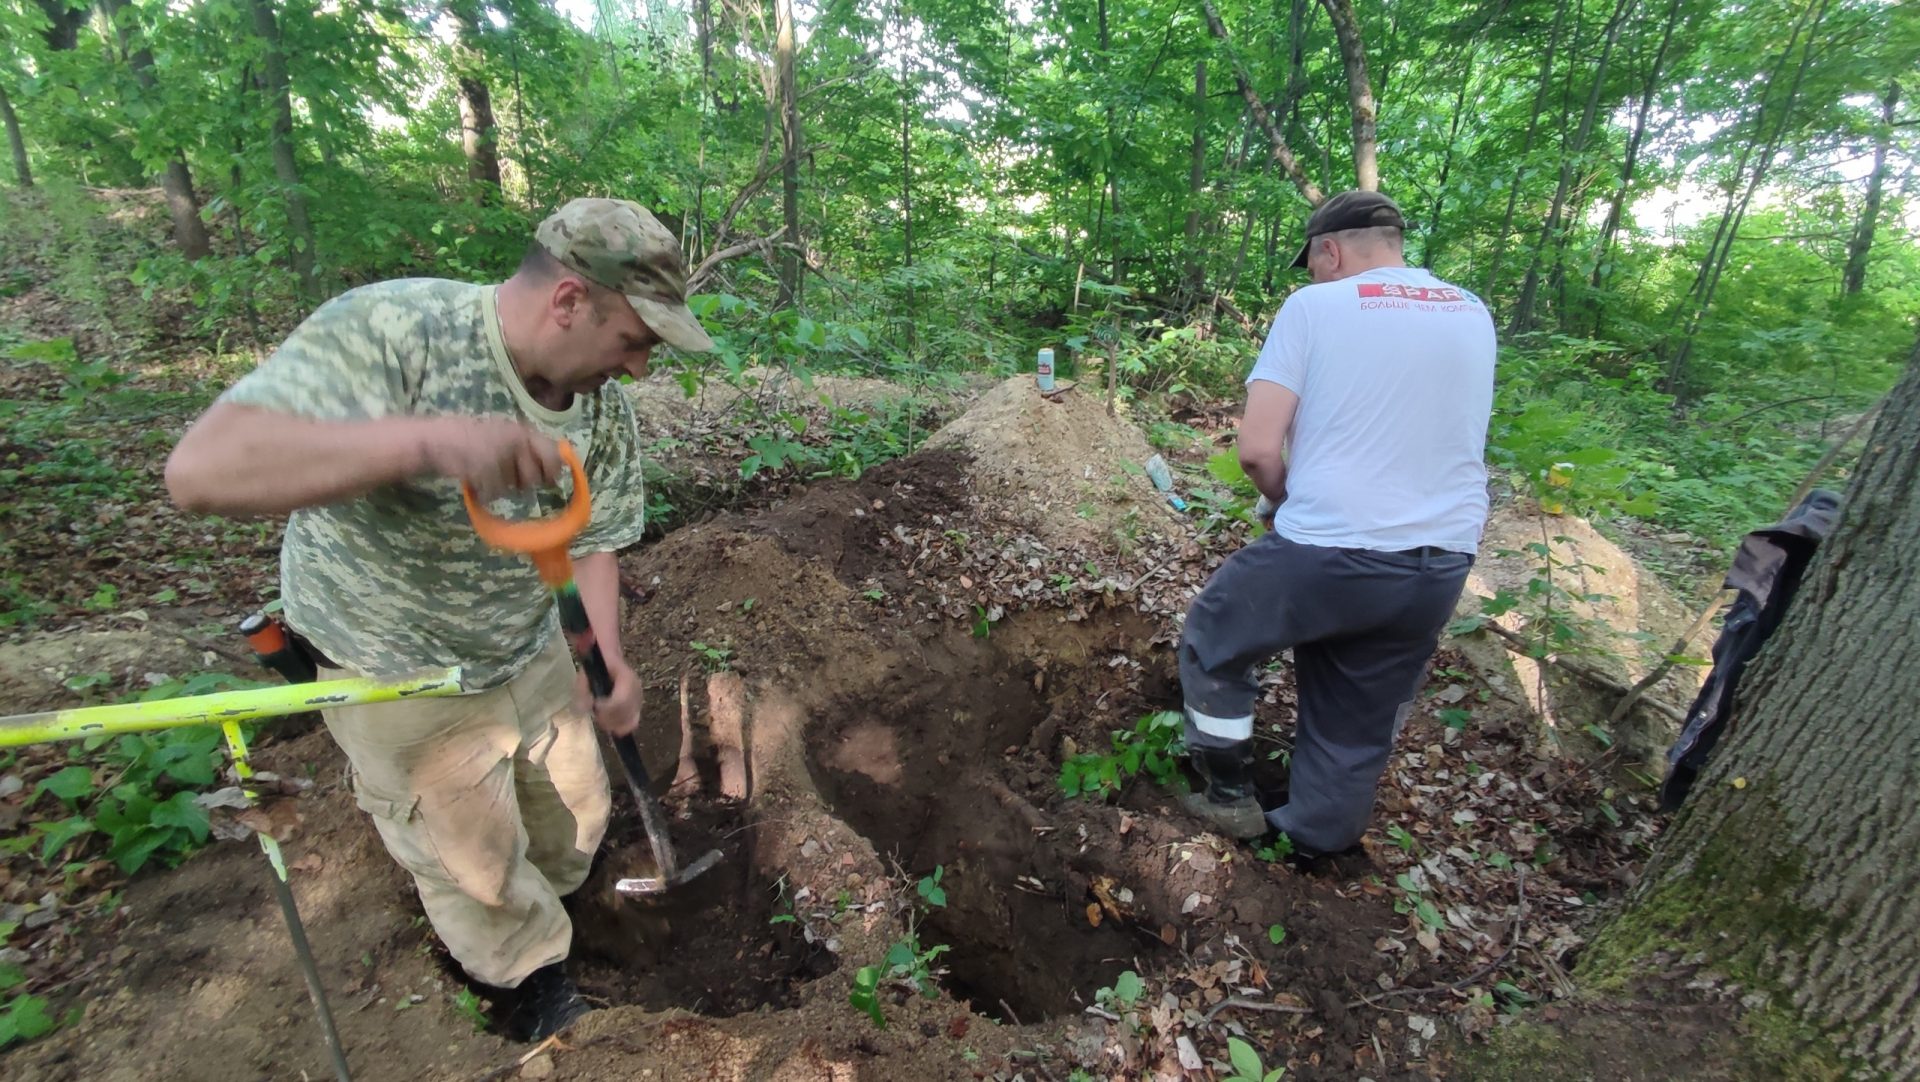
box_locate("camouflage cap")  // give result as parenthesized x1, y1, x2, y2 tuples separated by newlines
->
(535, 198, 715, 353)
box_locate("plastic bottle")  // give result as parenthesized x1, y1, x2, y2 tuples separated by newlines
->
(1036, 347, 1055, 392)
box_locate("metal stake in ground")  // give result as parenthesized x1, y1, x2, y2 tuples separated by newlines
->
(461, 441, 721, 897)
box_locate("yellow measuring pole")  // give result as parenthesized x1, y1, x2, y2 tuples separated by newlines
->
(0, 668, 464, 748)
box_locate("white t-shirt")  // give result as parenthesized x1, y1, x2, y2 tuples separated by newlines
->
(1247, 266, 1495, 554)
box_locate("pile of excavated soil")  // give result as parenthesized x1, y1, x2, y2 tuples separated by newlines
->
(1450, 499, 1715, 767)
(923, 375, 1187, 554)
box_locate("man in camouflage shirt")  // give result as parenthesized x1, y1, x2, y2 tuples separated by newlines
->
(165, 198, 713, 1040)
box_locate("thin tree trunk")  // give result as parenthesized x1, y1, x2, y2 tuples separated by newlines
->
(104, 0, 212, 259)
(1513, 0, 1636, 336)
(774, 0, 801, 308)
(1843, 78, 1900, 295)
(898, 1, 913, 270)
(1099, 0, 1122, 285)
(1422, 49, 1474, 270)
(1484, 0, 1569, 301)
(1183, 60, 1208, 302)
(1666, 0, 1828, 401)
(1589, 0, 1683, 334)
(1607, 336, 1920, 1080)
(447, 1, 502, 203)
(1, 83, 30, 188)
(249, 0, 318, 296)
(1200, 0, 1325, 205)
(1317, 0, 1378, 190)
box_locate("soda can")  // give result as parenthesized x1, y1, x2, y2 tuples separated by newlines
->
(1036, 347, 1056, 392)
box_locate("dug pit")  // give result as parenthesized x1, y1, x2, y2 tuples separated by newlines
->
(805, 615, 1173, 1023)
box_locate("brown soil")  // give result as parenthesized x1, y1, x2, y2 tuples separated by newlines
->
(5, 383, 1676, 1082)
(923, 374, 1186, 553)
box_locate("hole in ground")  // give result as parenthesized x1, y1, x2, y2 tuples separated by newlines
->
(565, 794, 836, 1017)
(806, 619, 1169, 1023)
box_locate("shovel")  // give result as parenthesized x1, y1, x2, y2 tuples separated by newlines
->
(462, 441, 721, 897)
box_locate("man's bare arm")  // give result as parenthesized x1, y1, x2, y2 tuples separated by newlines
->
(1237, 380, 1300, 505)
(165, 401, 561, 517)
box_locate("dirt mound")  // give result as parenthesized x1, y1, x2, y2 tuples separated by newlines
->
(923, 375, 1186, 554)
(0, 628, 225, 713)
(1451, 500, 1714, 767)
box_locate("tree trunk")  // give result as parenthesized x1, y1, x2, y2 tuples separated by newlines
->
(448, 1, 502, 204)
(1842, 78, 1899, 295)
(1, 83, 30, 188)
(1664, 0, 1828, 401)
(774, 0, 801, 308)
(1317, 0, 1378, 191)
(1200, 0, 1324, 205)
(457, 76, 502, 199)
(1421, 49, 1474, 270)
(898, 0, 913, 270)
(1512, 0, 1636, 336)
(249, 0, 318, 296)
(1483, 0, 1568, 301)
(103, 0, 212, 259)
(1183, 60, 1207, 302)
(34, 0, 90, 51)
(1602, 339, 1920, 1079)
(1589, 0, 1684, 331)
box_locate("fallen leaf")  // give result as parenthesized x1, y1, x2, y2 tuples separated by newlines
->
(1176, 1036, 1203, 1070)
(236, 798, 304, 842)
(290, 853, 325, 875)
(1159, 923, 1177, 946)
(1086, 902, 1103, 927)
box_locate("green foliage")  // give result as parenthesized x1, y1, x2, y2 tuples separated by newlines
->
(14, 673, 265, 875)
(0, 992, 58, 1050)
(1058, 710, 1186, 799)
(1254, 833, 1295, 863)
(1224, 1036, 1286, 1082)
(690, 640, 734, 672)
(1394, 872, 1449, 932)
(451, 987, 488, 1033)
(1094, 969, 1144, 1010)
(915, 866, 947, 909)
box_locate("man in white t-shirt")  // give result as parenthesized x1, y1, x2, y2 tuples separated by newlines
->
(1177, 190, 1495, 862)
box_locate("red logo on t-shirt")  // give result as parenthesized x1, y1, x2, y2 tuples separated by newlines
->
(1358, 283, 1464, 302)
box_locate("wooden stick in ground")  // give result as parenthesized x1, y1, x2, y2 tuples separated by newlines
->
(708, 670, 750, 801)
(669, 669, 700, 797)
(1477, 622, 1687, 725)
(1606, 588, 1730, 725)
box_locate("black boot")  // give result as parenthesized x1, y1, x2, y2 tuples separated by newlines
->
(504, 962, 590, 1042)
(1179, 725, 1268, 840)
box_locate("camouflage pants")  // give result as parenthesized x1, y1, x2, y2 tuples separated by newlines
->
(318, 636, 610, 987)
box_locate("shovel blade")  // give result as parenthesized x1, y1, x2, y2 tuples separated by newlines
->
(615, 848, 724, 897)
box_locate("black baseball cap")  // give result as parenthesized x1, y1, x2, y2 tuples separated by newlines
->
(1290, 190, 1408, 268)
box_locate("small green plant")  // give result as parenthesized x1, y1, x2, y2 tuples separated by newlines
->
(0, 991, 57, 1050)
(1254, 832, 1295, 862)
(970, 605, 995, 639)
(1094, 969, 1143, 1010)
(1394, 872, 1448, 932)
(916, 866, 947, 908)
(1438, 707, 1474, 731)
(1223, 1036, 1286, 1082)
(1267, 923, 1287, 946)
(1386, 824, 1418, 854)
(690, 640, 734, 672)
(451, 987, 488, 1032)
(862, 587, 888, 602)
(1058, 710, 1185, 799)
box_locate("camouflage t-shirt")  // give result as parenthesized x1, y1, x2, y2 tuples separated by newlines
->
(220, 278, 649, 689)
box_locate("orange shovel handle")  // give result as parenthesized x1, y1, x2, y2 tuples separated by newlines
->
(460, 440, 592, 587)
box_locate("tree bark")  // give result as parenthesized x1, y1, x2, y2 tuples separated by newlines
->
(1200, 0, 1324, 205)
(1317, 0, 1378, 191)
(103, 0, 212, 259)
(898, 0, 913, 270)
(34, 0, 90, 51)
(1421, 49, 1474, 269)
(775, 0, 801, 308)
(1, 82, 30, 188)
(1512, 0, 1636, 336)
(1589, 0, 1684, 331)
(447, 1, 502, 203)
(1484, 0, 1568, 302)
(1842, 78, 1900, 295)
(1664, 0, 1829, 401)
(1183, 60, 1207, 301)
(249, 0, 318, 296)
(1608, 337, 1920, 1079)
